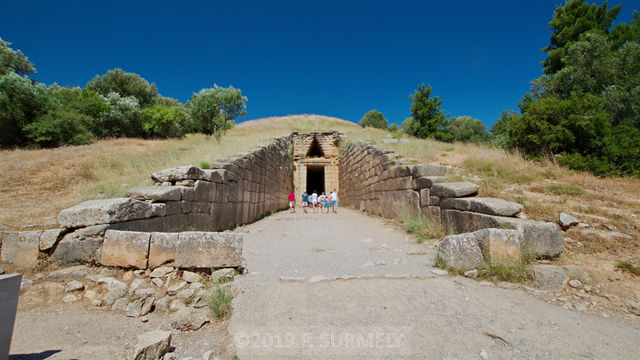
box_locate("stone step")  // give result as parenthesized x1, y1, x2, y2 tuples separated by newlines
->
(430, 182, 479, 198)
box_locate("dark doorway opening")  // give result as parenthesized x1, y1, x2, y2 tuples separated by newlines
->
(306, 166, 325, 194)
(306, 137, 325, 157)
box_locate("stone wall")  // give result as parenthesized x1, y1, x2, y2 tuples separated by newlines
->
(0, 135, 293, 269)
(339, 141, 564, 258)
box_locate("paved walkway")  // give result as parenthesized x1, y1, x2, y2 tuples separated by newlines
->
(229, 208, 640, 359)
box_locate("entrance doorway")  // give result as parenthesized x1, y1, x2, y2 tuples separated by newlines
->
(306, 166, 325, 194)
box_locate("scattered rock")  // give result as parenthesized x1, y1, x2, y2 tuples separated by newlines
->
(169, 300, 186, 312)
(574, 302, 588, 312)
(170, 308, 210, 331)
(167, 281, 187, 295)
(62, 294, 78, 303)
(151, 278, 163, 288)
(531, 265, 570, 290)
(91, 299, 102, 307)
(568, 279, 583, 289)
(607, 231, 633, 240)
(154, 297, 170, 312)
(150, 266, 174, 278)
(34, 273, 44, 280)
(463, 269, 478, 278)
(84, 290, 97, 300)
(135, 288, 156, 300)
(103, 278, 129, 306)
(431, 269, 448, 276)
(48, 265, 91, 280)
(559, 213, 579, 230)
(182, 271, 203, 283)
(498, 282, 519, 290)
(141, 296, 155, 316)
(126, 300, 143, 317)
(112, 298, 129, 311)
(140, 316, 148, 323)
(624, 301, 640, 316)
(130, 329, 171, 360)
(130, 278, 149, 295)
(177, 288, 196, 299)
(211, 268, 235, 283)
(21, 279, 33, 289)
(189, 282, 205, 291)
(64, 281, 84, 292)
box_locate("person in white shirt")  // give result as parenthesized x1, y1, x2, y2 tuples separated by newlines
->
(329, 190, 338, 213)
(311, 190, 318, 213)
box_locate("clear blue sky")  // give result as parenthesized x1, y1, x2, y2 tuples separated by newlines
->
(1, 0, 638, 127)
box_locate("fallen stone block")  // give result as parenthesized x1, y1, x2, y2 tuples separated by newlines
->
(174, 232, 243, 268)
(52, 225, 109, 265)
(439, 197, 524, 216)
(151, 166, 206, 183)
(58, 198, 154, 228)
(531, 265, 570, 290)
(126, 186, 182, 201)
(1, 231, 41, 267)
(170, 308, 210, 331)
(100, 230, 151, 269)
(130, 329, 171, 360)
(437, 233, 484, 271)
(47, 265, 91, 280)
(474, 228, 521, 264)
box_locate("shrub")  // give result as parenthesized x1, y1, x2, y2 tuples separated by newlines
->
(477, 260, 532, 283)
(546, 184, 585, 196)
(400, 213, 444, 243)
(141, 104, 187, 138)
(616, 261, 640, 276)
(86, 68, 157, 106)
(207, 282, 233, 318)
(23, 108, 95, 147)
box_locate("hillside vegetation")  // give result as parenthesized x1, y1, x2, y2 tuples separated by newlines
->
(2, 114, 639, 299)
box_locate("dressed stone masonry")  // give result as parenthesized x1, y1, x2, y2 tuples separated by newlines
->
(0, 135, 293, 269)
(339, 140, 565, 272)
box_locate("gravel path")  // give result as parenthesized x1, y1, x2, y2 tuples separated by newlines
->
(230, 208, 640, 359)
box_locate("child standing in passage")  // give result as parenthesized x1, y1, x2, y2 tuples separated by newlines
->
(302, 190, 309, 213)
(330, 190, 338, 213)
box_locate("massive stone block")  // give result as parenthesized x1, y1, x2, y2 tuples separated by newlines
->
(148, 232, 180, 268)
(1, 231, 41, 267)
(431, 182, 479, 198)
(413, 176, 449, 189)
(58, 198, 154, 228)
(439, 197, 524, 216)
(151, 166, 207, 183)
(473, 228, 521, 264)
(39, 229, 65, 251)
(126, 186, 182, 201)
(411, 164, 448, 178)
(174, 232, 243, 268)
(52, 225, 109, 265)
(438, 232, 484, 271)
(100, 230, 151, 269)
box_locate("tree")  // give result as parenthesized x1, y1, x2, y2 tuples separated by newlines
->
(0, 38, 35, 76)
(23, 108, 95, 147)
(444, 116, 488, 143)
(98, 92, 143, 138)
(0, 72, 50, 147)
(359, 110, 388, 129)
(185, 85, 247, 139)
(141, 104, 187, 138)
(87, 69, 157, 107)
(406, 84, 448, 139)
(542, 0, 621, 74)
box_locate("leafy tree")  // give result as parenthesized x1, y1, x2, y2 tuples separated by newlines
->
(406, 84, 448, 139)
(98, 92, 143, 137)
(185, 85, 247, 139)
(444, 116, 488, 143)
(542, 0, 621, 74)
(388, 124, 400, 132)
(0, 72, 50, 147)
(141, 104, 187, 138)
(359, 110, 388, 129)
(87, 69, 157, 107)
(0, 38, 35, 76)
(23, 108, 95, 147)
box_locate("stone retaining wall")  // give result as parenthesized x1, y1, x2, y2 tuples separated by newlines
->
(0, 135, 293, 269)
(339, 141, 564, 259)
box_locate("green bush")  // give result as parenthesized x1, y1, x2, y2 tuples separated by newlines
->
(86, 68, 157, 106)
(23, 108, 95, 147)
(208, 282, 233, 318)
(141, 104, 187, 138)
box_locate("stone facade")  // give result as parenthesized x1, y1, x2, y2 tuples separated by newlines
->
(292, 132, 341, 199)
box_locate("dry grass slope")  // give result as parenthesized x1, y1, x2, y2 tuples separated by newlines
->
(1, 114, 638, 301)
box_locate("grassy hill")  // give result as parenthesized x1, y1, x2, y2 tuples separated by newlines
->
(1, 114, 638, 300)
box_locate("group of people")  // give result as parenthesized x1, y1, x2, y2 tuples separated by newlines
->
(288, 189, 338, 214)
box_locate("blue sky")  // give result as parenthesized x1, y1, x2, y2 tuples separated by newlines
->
(2, 0, 638, 127)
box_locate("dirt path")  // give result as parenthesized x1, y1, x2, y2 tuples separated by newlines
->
(230, 208, 640, 359)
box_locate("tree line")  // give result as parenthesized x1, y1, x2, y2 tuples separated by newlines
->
(360, 0, 639, 177)
(0, 39, 247, 148)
